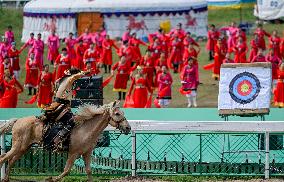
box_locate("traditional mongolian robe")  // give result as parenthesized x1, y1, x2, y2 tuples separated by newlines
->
(112, 62, 131, 92)
(65, 37, 77, 65)
(37, 71, 53, 107)
(274, 69, 284, 107)
(254, 28, 270, 50)
(25, 57, 40, 88)
(32, 39, 44, 66)
(0, 77, 23, 108)
(101, 39, 118, 66)
(55, 54, 71, 80)
(47, 35, 60, 62)
(129, 76, 151, 108)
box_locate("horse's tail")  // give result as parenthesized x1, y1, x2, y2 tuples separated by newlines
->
(0, 118, 17, 134)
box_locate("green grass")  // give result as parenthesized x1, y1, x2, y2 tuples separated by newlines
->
(0, 7, 279, 108)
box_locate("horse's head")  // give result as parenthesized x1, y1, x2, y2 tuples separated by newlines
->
(108, 101, 131, 135)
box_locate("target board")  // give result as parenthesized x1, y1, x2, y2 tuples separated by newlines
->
(218, 63, 272, 116)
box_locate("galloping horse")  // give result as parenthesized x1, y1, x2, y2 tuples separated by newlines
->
(0, 101, 131, 182)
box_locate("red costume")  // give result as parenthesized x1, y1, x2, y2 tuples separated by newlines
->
(168, 39, 183, 69)
(140, 55, 155, 88)
(129, 75, 151, 108)
(269, 36, 281, 58)
(213, 43, 226, 78)
(274, 69, 284, 107)
(55, 54, 71, 80)
(112, 62, 131, 92)
(233, 42, 247, 63)
(65, 37, 77, 65)
(83, 48, 100, 69)
(0, 61, 12, 76)
(206, 30, 220, 51)
(266, 55, 282, 80)
(157, 72, 173, 99)
(37, 71, 54, 107)
(75, 44, 87, 69)
(148, 42, 162, 61)
(251, 54, 266, 63)
(47, 35, 60, 62)
(117, 45, 134, 67)
(101, 39, 118, 65)
(25, 57, 40, 88)
(0, 77, 23, 108)
(254, 28, 270, 50)
(249, 39, 260, 62)
(181, 64, 199, 91)
(129, 37, 147, 62)
(8, 48, 20, 72)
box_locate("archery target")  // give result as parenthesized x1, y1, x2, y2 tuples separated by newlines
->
(218, 65, 272, 111)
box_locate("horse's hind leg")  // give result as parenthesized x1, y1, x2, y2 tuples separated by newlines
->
(0, 142, 20, 166)
(52, 153, 78, 182)
(83, 149, 93, 182)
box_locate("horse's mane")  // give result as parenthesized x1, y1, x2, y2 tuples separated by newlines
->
(75, 104, 110, 124)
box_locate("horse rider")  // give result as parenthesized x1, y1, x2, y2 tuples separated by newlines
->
(39, 67, 89, 150)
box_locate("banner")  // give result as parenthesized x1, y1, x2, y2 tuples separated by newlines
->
(255, 0, 284, 20)
(218, 64, 272, 111)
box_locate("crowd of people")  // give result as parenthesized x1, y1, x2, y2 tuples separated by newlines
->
(0, 21, 283, 108)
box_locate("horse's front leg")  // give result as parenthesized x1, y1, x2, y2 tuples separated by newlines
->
(51, 153, 78, 182)
(83, 149, 93, 182)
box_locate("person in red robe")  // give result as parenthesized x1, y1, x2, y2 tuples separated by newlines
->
(180, 58, 199, 107)
(154, 52, 168, 87)
(129, 33, 147, 64)
(0, 70, 23, 108)
(111, 56, 131, 100)
(65, 32, 77, 66)
(234, 29, 247, 45)
(169, 23, 186, 40)
(148, 37, 162, 61)
(25, 52, 40, 95)
(274, 64, 284, 107)
(117, 40, 134, 67)
(128, 66, 152, 108)
(206, 24, 220, 61)
(75, 39, 87, 69)
(78, 28, 93, 48)
(140, 50, 156, 89)
(269, 30, 281, 59)
(0, 57, 13, 77)
(233, 37, 248, 63)
(184, 32, 199, 48)
(0, 37, 10, 64)
(168, 35, 183, 73)
(157, 66, 173, 108)
(54, 48, 71, 80)
(249, 34, 260, 62)
(183, 43, 200, 69)
(8, 42, 21, 79)
(47, 30, 60, 65)
(213, 39, 226, 80)
(83, 43, 100, 70)
(37, 64, 54, 108)
(84, 61, 100, 76)
(251, 49, 266, 63)
(254, 23, 270, 50)
(101, 35, 119, 73)
(266, 49, 282, 86)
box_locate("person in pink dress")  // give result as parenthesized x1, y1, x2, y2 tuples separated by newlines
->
(254, 23, 270, 50)
(32, 33, 44, 67)
(0, 37, 10, 64)
(92, 27, 106, 54)
(78, 28, 93, 48)
(269, 30, 281, 59)
(20, 32, 35, 55)
(220, 21, 239, 52)
(249, 34, 260, 62)
(4, 25, 14, 46)
(122, 28, 132, 42)
(206, 24, 220, 61)
(157, 66, 173, 108)
(65, 32, 77, 67)
(47, 30, 60, 65)
(180, 57, 199, 107)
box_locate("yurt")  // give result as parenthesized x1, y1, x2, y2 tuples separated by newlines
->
(22, 0, 208, 42)
(254, 0, 284, 20)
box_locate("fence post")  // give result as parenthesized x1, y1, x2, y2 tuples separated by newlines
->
(131, 131, 136, 177)
(0, 133, 5, 180)
(265, 131, 270, 179)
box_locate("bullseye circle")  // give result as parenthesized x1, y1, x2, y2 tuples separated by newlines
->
(229, 72, 261, 104)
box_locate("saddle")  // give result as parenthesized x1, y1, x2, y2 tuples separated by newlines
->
(38, 99, 75, 152)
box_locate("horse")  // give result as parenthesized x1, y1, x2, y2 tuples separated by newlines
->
(0, 101, 131, 182)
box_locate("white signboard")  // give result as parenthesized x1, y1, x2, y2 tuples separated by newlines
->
(255, 0, 284, 20)
(218, 63, 272, 114)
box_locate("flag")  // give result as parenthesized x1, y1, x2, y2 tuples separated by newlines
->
(25, 94, 38, 104)
(102, 75, 113, 88)
(203, 62, 214, 70)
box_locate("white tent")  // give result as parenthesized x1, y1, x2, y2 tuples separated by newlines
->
(254, 0, 284, 20)
(22, 0, 208, 42)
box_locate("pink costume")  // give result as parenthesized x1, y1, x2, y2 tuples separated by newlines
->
(122, 31, 131, 42)
(220, 26, 239, 52)
(32, 39, 44, 66)
(20, 37, 35, 55)
(181, 64, 199, 90)
(47, 34, 60, 62)
(4, 31, 14, 46)
(65, 37, 77, 65)
(266, 54, 282, 80)
(157, 72, 173, 99)
(0, 43, 9, 63)
(78, 33, 93, 47)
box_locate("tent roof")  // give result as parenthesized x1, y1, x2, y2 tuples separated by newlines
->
(24, 0, 207, 14)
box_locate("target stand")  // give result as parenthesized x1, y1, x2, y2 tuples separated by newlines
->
(217, 63, 281, 162)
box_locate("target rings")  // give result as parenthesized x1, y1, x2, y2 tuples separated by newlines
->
(229, 72, 261, 104)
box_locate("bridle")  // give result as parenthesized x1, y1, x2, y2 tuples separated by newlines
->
(108, 107, 126, 130)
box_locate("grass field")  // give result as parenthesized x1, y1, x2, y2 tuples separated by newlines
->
(0, 7, 283, 108)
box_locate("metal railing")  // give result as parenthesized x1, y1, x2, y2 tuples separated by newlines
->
(1, 120, 284, 179)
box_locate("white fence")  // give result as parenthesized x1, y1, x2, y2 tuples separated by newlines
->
(1, 120, 284, 179)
